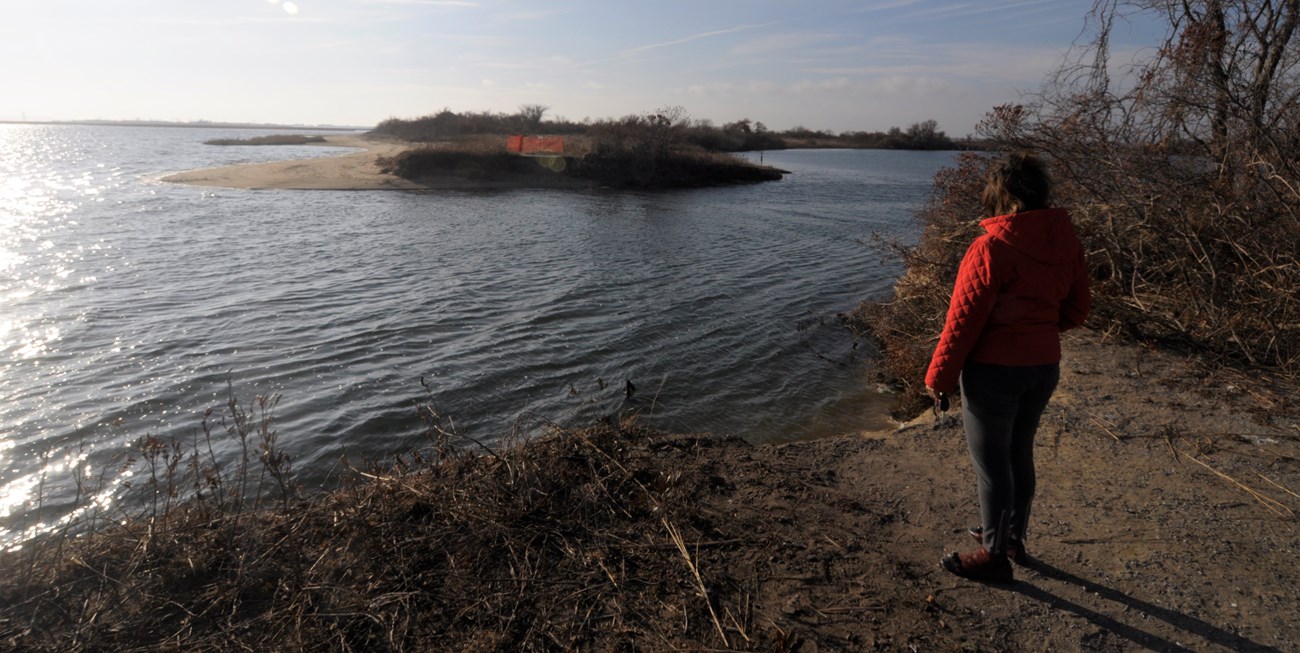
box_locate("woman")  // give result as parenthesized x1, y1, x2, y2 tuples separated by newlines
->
(926, 152, 1090, 581)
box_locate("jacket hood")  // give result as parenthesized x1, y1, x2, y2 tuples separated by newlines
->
(980, 208, 1079, 265)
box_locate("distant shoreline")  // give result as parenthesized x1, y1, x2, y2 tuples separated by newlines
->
(1, 119, 367, 131)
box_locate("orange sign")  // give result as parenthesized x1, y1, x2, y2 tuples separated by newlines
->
(507, 135, 565, 154)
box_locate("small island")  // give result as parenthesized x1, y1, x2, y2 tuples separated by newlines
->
(169, 107, 806, 191)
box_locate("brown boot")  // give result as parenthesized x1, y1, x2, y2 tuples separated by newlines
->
(941, 547, 1013, 582)
(967, 527, 1029, 565)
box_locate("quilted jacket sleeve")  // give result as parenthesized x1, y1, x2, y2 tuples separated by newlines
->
(1057, 247, 1091, 331)
(925, 237, 1000, 394)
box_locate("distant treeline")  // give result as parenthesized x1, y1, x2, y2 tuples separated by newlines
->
(371, 106, 983, 152)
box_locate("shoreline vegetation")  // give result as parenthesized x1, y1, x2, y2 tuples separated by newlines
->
(9, 2, 1300, 650)
(370, 107, 976, 153)
(376, 136, 786, 190)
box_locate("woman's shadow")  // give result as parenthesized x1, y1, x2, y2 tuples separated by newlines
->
(1001, 558, 1281, 652)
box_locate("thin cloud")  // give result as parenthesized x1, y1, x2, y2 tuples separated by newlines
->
(855, 0, 927, 12)
(465, 49, 588, 73)
(804, 41, 1073, 82)
(355, 0, 479, 6)
(897, 0, 1062, 21)
(731, 32, 840, 56)
(499, 9, 567, 21)
(894, 2, 975, 20)
(684, 75, 962, 101)
(142, 16, 328, 25)
(620, 24, 757, 57)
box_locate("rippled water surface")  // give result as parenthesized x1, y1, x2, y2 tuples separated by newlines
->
(0, 124, 954, 546)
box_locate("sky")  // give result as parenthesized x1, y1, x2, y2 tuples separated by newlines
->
(0, 0, 1165, 135)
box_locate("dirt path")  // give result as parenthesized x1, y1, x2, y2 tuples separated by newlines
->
(675, 329, 1298, 651)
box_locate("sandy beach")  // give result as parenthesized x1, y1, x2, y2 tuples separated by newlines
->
(161, 134, 428, 191)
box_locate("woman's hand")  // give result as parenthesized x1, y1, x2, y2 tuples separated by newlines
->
(927, 385, 950, 412)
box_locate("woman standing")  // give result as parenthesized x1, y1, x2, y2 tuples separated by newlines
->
(926, 152, 1090, 581)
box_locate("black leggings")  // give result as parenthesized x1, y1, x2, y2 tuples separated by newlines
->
(959, 361, 1060, 552)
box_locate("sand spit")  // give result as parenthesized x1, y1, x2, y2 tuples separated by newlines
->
(161, 134, 427, 191)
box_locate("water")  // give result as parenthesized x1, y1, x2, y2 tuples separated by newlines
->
(0, 123, 954, 547)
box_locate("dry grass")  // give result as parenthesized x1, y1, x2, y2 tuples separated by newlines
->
(0, 394, 779, 652)
(852, 142, 1300, 420)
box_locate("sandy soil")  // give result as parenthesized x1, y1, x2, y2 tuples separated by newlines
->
(669, 328, 1299, 651)
(160, 135, 428, 190)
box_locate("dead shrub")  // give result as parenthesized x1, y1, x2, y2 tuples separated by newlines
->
(848, 153, 989, 417)
(854, 2, 1300, 418)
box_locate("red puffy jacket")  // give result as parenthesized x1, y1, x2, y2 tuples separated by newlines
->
(925, 208, 1091, 394)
